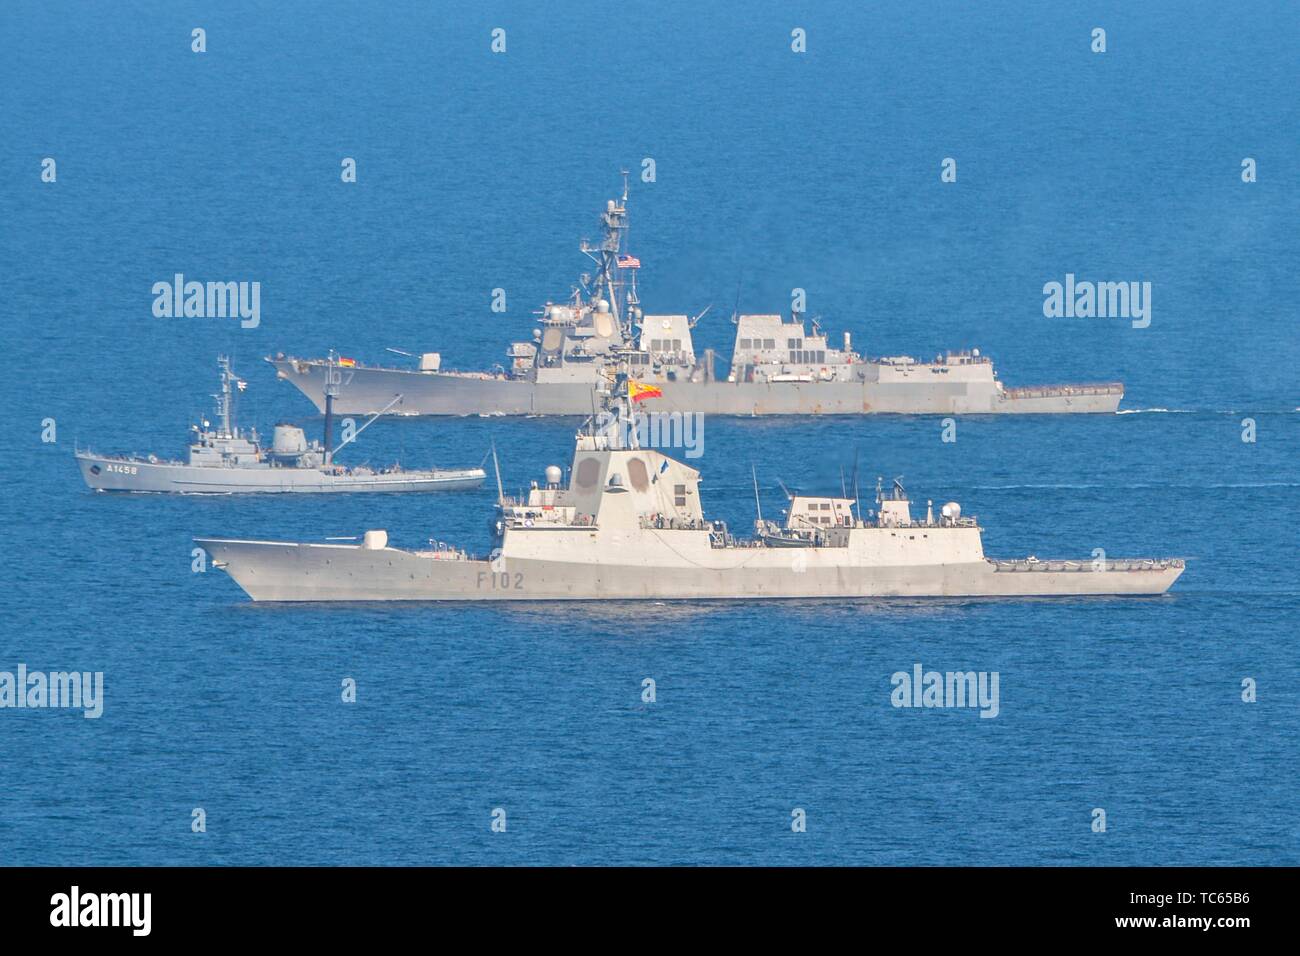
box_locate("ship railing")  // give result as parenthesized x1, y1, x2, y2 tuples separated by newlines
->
(502, 516, 578, 529)
(1001, 382, 1125, 400)
(724, 537, 769, 549)
(420, 540, 469, 561)
(422, 367, 507, 380)
(641, 516, 708, 532)
(80, 451, 145, 463)
(942, 351, 992, 365)
(988, 557, 1185, 572)
(871, 517, 979, 530)
(502, 511, 593, 529)
(300, 354, 510, 380)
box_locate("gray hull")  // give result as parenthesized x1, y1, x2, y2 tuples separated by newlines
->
(77, 453, 484, 494)
(196, 537, 1183, 602)
(272, 360, 1122, 416)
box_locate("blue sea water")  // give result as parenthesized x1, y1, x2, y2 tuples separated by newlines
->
(1, 1, 1297, 865)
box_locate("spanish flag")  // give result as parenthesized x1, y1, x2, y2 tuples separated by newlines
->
(628, 380, 663, 403)
(337, 356, 357, 368)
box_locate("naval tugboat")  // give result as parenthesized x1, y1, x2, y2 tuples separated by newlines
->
(77, 356, 485, 494)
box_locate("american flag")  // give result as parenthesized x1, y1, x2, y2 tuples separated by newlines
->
(617, 255, 641, 269)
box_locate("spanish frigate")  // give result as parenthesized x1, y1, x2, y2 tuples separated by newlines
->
(195, 381, 1182, 602)
(268, 179, 1123, 417)
(77, 356, 485, 494)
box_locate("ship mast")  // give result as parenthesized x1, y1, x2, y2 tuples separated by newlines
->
(579, 172, 634, 336)
(491, 440, 504, 505)
(323, 351, 338, 466)
(620, 169, 639, 327)
(622, 380, 639, 450)
(215, 355, 235, 437)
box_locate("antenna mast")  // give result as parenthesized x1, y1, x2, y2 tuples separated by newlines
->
(215, 355, 235, 437)
(619, 169, 639, 328)
(491, 441, 504, 505)
(851, 452, 862, 525)
(616, 169, 637, 332)
(578, 174, 632, 336)
(323, 351, 338, 466)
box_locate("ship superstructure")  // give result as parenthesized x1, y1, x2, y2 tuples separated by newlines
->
(269, 181, 1123, 416)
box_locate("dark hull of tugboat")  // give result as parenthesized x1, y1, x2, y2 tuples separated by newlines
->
(75, 452, 484, 494)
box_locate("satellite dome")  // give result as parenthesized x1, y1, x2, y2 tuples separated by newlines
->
(544, 465, 562, 486)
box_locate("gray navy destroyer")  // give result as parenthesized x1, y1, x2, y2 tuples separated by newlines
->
(196, 382, 1182, 602)
(270, 181, 1123, 417)
(77, 356, 485, 494)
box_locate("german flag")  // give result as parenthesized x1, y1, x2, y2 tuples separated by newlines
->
(337, 356, 357, 368)
(628, 380, 663, 403)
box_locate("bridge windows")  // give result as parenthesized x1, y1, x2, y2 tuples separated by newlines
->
(787, 350, 828, 364)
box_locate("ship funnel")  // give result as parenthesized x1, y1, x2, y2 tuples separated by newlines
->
(271, 424, 308, 459)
